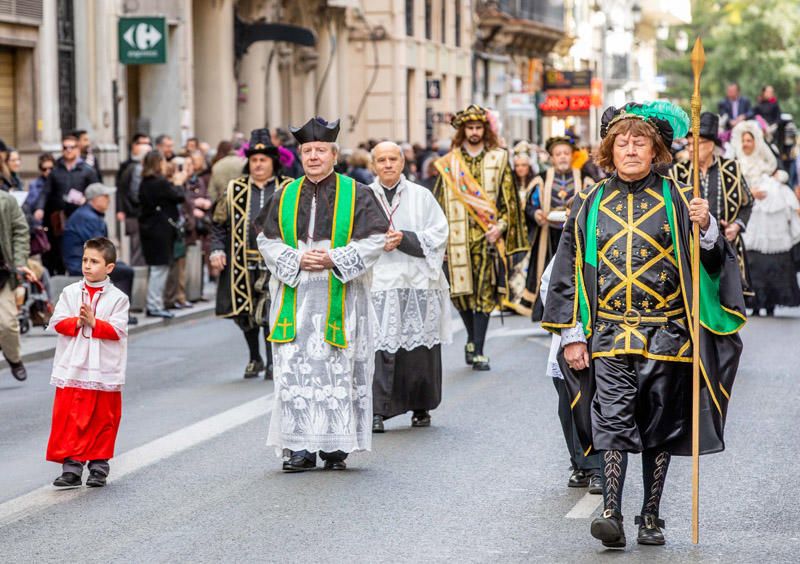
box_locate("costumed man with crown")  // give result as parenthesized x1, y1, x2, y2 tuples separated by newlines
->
(521, 135, 594, 319)
(257, 117, 389, 472)
(543, 102, 745, 549)
(210, 129, 292, 380)
(433, 104, 528, 371)
(669, 111, 754, 297)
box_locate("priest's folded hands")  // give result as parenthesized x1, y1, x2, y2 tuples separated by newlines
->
(383, 229, 403, 252)
(300, 249, 334, 271)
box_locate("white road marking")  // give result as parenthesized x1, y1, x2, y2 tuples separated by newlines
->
(0, 393, 274, 528)
(565, 492, 604, 519)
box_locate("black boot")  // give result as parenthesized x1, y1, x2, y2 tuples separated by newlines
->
(591, 509, 626, 548)
(636, 514, 665, 545)
(372, 415, 385, 433)
(472, 355, 491, 371)
(568, 469, 589, 488)
(244, 359, 264, 378)
(53, 472, 82, 488)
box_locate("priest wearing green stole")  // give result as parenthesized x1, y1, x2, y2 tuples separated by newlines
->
(543, 102, 745, 548)
(257, 117, 389, 472)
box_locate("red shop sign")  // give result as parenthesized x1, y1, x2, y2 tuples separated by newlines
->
(539, 94, 591, 115)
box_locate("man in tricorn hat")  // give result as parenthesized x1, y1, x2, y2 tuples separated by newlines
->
(257, 117, 389, 472)
(210, 128, 291, 379)
(433, 104, 528, 371)
(520, 135, 594, 319)
(669, 111, 754, 295)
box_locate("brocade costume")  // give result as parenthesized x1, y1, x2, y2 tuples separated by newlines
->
(670, 157, 753, 295)
(433, 136, 527, 368)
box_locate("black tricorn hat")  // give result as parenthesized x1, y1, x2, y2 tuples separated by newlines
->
(688, 112, 721, 145)
(290, 117, 341, 144)
(246, 128, 279, 158)
(545, 135, 576, 154)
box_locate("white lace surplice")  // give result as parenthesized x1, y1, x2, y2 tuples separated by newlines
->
(369, 176, 452, 353)
(259, 231, 385, 457)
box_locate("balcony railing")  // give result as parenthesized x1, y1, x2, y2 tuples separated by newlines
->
(495, 0, 564, 31)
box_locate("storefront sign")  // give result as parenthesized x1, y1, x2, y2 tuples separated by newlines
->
(543, 69, 592, 90)
(119, 17, 167, 65)
(539, 93, 591, 115)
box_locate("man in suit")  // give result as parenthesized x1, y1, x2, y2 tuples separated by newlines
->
(718, 83, 752, 131)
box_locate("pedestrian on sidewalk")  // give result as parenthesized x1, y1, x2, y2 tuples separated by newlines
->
(368, 142, 450, 434)
(258, 116, 388, 472)
(543, 101, 745, 549)
(0, 189, 35, 381)
(46, 237, 129, 488)
(138, 150, 187, 319)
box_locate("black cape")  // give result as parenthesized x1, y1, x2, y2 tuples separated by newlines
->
(542, 173, 745, 456)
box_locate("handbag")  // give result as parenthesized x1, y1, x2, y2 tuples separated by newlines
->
(30, 227, 51, 255)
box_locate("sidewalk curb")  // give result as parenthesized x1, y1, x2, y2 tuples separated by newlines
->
(1, 306, 215, 370)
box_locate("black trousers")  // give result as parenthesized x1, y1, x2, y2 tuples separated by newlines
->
(109, 262, 134, 300)
(592, 355, 690, 452)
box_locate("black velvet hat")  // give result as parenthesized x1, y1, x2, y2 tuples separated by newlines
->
(545, 135, 576, 154)
(688, 112, 721, 145)
(600, 101, 689, 148)
(290, 117, 341, 144)
(246, 128, 279, 158)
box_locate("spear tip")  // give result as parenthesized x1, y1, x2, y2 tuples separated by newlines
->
(691, 37, 706, 75)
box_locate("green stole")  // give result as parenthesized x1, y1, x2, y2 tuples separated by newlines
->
(268, 174, 356, 348)
(581, 178, 744, 338)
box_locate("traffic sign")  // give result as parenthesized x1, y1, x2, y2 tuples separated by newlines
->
(119, 17, 167, 65)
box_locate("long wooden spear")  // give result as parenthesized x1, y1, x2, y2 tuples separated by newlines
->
(690, 37, 706, 546)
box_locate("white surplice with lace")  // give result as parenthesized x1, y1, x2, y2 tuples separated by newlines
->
(368, 176, 452, 353)
(258, 211, 385, 457)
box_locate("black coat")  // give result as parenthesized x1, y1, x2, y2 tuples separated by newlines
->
(44, 157, 100, 217)
(138, 175, 185, 266)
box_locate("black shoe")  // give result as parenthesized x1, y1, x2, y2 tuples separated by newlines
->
(372, 415, 385, 433)
(264, 364, 273, 380)
(85, 470, 107, 488)
(53, 472, 82, 488)
(472, 355, 490, 371)
(635, 514, 665, 546)
(282, 454, 316, 473)
(588, 473, 603, 495)
(568, 469, 590, 488)
(464, 343, 475, 365)
(128, 315, 139, 326)
(591, 509, 626, 548)
(244, 359, 264, 379)
(323, 460, 347, 471)
(8, 360, 27, 382)
(411, 411, 431, 427)
(146, 309, 175, 319)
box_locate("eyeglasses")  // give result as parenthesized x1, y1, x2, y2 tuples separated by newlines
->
(40, 166, 53, 173)
(62, 144, 77, 150)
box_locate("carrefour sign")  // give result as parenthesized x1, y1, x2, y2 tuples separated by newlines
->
(119, 17, 167, 64)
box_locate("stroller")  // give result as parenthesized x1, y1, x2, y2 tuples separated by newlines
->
(17, 278, 54, 334)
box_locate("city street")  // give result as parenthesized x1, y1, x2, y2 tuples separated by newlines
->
(1, 310, 798, 562)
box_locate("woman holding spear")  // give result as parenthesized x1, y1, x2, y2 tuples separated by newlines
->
(541, 97, 746, 549)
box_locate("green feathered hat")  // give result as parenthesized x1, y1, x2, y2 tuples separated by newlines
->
(600, 101, 690, 147)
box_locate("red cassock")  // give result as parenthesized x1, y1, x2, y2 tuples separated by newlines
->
(46, 287, 123, 464)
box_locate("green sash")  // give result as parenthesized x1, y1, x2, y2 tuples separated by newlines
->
(583, 178, 744, 337)
(268, 174, 356, 348)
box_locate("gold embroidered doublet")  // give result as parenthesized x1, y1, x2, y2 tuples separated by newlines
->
(592, 184, 691, 362)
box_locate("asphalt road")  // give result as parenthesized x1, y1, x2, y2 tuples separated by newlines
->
(0, 309, 798, 563)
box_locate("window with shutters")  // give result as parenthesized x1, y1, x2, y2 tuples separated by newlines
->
(57, 0, 75, 135)
(405, 0, 414, 37)
(0, 0, 43, 24)
(0, 48, 16, 145)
